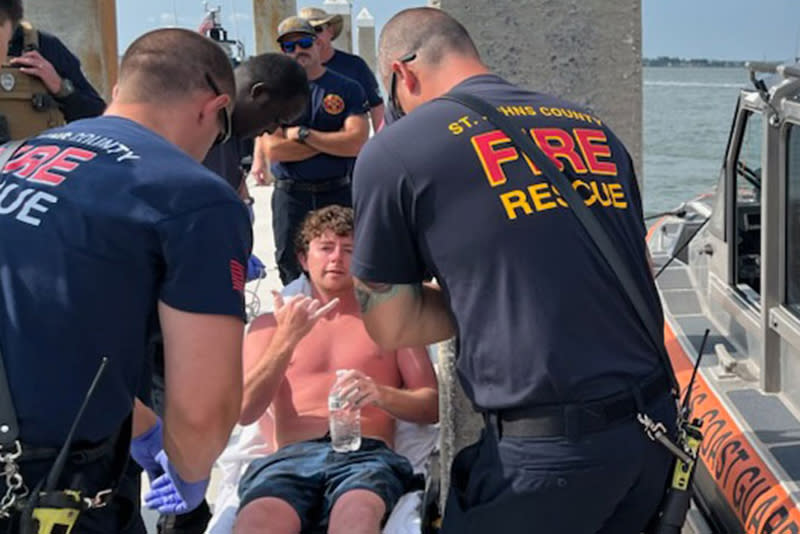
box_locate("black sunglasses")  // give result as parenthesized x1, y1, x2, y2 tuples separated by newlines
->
(313, 24, 327, 33)
(388, 52, 417, 122)
(280, 37, 315, 54)
(204, 73, 232, 145)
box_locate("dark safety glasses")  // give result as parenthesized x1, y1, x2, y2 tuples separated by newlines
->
(280, 37, 315, 54)
(387, 52, 418, 123)
(205, 73, 232, 145)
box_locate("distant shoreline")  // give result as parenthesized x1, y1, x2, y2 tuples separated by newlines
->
(643, 57, 754, 68)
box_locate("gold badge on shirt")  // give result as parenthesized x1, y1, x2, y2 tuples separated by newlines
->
(323, 94, 345, 115)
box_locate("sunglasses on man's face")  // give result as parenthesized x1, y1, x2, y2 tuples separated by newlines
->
(388, 52, 418, 122)
(280, 37, 315, 54)
(313, 24, 327, 34)
(204, 73, 232, 145)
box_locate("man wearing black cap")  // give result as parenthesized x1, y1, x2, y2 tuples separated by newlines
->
(260, 16, 369, 285)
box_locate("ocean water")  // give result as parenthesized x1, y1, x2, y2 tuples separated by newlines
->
(643, 66, 749, 216)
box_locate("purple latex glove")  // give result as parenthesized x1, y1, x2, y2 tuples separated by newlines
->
(130, 418, 164, 482)
(247, 254, 266, 282)
(144, 450, 209, 514)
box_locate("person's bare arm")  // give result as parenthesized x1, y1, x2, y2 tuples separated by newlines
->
(353, 279, 456, 350)
(339, 346, 438, 424)
(240, 294, 339, 425)
(132, 398, 159, 437)
(369, 103, 385, 132)
(289, 113, 369, 158)
(263, 127, 320, 163)
(239, 314, 286, 425)
(250, 136, 271, 185)
(159, 301, 243, 483)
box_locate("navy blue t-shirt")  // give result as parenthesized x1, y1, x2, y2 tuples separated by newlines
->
(271, 69, 368, 182)
(204, 135, 244, 190)
(352, 74, 663, 411)
(0, 116, 252, 446)
(325, 50, 382, 109)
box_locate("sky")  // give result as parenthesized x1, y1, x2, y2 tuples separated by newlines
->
(115, 0, 800, 63)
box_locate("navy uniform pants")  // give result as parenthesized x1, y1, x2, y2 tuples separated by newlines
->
(271, 183, 351, 286)
(442, 392, 676, 534)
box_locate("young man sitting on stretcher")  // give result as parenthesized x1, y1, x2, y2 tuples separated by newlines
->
(235, 205, 439, 534)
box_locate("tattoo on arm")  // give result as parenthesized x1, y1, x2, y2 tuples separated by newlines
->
(354, 281, 421, 314)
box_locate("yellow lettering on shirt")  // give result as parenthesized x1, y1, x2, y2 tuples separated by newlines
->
(499, 190, 533, 220)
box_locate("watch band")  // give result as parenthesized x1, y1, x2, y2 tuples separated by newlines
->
(54, 78, 74, 99)
(297, 126, 310, 144)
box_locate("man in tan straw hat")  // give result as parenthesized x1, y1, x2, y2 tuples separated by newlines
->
(256, 15, 368, 285)
(300, 6, 384, 130)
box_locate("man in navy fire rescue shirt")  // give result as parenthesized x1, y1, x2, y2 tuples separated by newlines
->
(0, 28, 249, 532)
(259, 15, 369, 285)
(351, 8, 676, 534)
(300, 6, 384, 131)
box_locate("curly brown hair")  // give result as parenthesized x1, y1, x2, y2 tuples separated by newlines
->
(295, 205, 354, 254)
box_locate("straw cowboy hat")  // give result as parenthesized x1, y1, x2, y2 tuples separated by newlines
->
(298, 7, 344, 40)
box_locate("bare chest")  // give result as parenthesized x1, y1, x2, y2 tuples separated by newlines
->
(286, 315, 399, 380)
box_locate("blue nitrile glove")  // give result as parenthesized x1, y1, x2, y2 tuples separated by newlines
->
(144, 450, 209, 514)
(130, 418, 164, 482)
(247, 254, 266, 282)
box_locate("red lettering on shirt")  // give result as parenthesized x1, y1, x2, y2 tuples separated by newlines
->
(573, 129, 618, 176)
(230, 259, 245, 293)
(529, 128, 589, 174)
(29, 148, 97, 186)
(3, 146, 97, 186)
(470, 130, 520, 187)
(5, 145, 60, 179)
(471, 127, 617, 188)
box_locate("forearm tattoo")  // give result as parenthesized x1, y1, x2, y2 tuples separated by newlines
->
(354, 281, 420, 314)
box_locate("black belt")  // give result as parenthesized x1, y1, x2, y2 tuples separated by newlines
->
(275, 176, 350, 193)
(19, 439, 114, 464)
(484, 371, 671, 439)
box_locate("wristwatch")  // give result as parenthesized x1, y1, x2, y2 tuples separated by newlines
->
(53, 78, 75, 99)
(297, 126, 310, 144)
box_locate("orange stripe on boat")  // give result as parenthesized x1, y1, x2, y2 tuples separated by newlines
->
(646, 216, 665, 242)
(665, 322, 800, 533)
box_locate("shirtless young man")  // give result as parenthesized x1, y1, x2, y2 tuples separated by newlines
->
(234, 205, 439, 534)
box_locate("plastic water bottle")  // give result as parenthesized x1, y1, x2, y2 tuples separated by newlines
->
(329, 370, 361, 452)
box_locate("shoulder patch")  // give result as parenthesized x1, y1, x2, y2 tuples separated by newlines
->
(323, 93, 345, 115)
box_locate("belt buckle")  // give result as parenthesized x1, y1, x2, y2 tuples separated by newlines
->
(86, 488, 112, 509)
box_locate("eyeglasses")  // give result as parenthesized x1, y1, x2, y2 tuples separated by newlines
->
(313, 24, 327, 33)
(280, 37, 315, 54)
(388, 52, 417, 123)
(204, 73, 232, 145)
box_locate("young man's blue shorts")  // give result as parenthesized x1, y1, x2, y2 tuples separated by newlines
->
(238, 437, 420, 533)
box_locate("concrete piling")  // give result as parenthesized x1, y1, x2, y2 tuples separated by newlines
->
(356, 8, 376, 74)
(252, 0, 297, 54)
